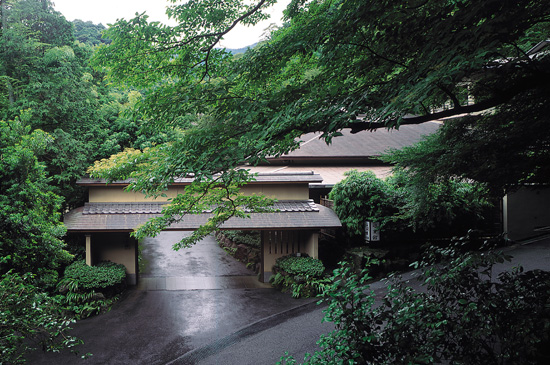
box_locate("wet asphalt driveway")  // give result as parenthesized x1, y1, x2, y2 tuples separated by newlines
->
(26, 233, 550, 364)
(28, 232, 322, 364)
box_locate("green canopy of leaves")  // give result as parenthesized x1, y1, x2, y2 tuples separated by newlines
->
(89, 0, 549, 244)
(329, 169, 491, 237)
(72, 19, 110, 46)
(1, 0, 174, 210)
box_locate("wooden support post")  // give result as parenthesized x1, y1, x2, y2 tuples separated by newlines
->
(85, 234, 92, 266)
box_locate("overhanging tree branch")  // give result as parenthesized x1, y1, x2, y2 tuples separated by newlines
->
(163, 0, 269, 53)
(349, 71, 550, 132)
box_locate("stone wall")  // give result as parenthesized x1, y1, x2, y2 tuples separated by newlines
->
(215, 231, 261, 274)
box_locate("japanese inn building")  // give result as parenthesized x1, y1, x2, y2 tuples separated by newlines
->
(64, 172, 342, 285)
(63, 122, 550, 285)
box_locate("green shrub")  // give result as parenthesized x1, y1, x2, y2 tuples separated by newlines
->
(222, 230, 261, 248)
(329, 169, 492, 241)
(386, 168, 492, 233)
(223, 246, 237, 255)
(271, 255, 328, 298)
(58, 260, 127, 319)
(275, 255, 325, 277)
(63, 260, 126, 290)
(0, 271, 82, 363)
(329, 170, 394, 236)
(279, 242, 550, 364)
(274, 273, 331, 298)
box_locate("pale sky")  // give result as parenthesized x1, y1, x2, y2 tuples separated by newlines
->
(53, 0, 289, 49)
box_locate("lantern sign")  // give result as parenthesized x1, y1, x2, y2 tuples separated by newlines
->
(364, 221, 381, 243)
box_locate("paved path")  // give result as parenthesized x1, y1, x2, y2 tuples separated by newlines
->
(28, 232, 318, 364)
(138, 231, 270, 290)
(138, 275, 272, 290)
(187, 236, 550, 365)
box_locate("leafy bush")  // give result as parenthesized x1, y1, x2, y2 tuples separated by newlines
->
(0, 119, 73, 289)
(63, 260, 126, 290)
(58, 260, 126, 319)
(386, 168, 492, 233)
(271, 255, 328, 298)
(217, 230, 262, 274)
(279, 243, 550, 364)
(0, 271, 82, 364)
(222, 246, 237, 256)
(329, 168, 492, 240)
(275, 255, 325, 277)
(271, 273, 331, 298)
(329, 170, 395, 235)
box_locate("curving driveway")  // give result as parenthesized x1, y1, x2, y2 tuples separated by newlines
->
(28, 232, 324, 364)
(29, 233, 550, 364)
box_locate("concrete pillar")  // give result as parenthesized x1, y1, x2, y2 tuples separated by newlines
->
(126, 235, 137, 285)
(85, 234, 92, 266)
(261, 231, 274, 283)
(134, 237, 139, 285)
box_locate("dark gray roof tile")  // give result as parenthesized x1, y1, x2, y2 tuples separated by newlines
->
(82, 201, 319, 215)
(65, 201, 340, 232)
(269, 124, 440, 160)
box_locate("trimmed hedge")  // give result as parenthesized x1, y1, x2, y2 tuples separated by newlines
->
(63, 260, 126, 290)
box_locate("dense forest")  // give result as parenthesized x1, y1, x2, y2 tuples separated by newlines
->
(0, 0, 169, 360)
(1, 0, 550, 362)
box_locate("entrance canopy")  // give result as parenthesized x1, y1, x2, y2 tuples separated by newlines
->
(64, 200, 341, 232)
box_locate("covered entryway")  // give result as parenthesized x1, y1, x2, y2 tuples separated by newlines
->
(64, 200, 341, 284)
(26, 229, 331, 364)
(64, 172, 342, 285)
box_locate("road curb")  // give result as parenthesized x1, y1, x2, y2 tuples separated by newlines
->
(167, 298, 323, 364)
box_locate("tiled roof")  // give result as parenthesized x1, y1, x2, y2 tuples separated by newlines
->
(77, 171, 323, 186)
(241, 165, 394, 185)
(82, 201, 319, 215)
(65, 201, 340, 232)
(268, 123, 441, 160)
(83, 202, 167, 214)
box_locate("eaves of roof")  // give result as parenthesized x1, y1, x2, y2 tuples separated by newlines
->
(77, 171, 323, 187)
(64, 201, 342, 232)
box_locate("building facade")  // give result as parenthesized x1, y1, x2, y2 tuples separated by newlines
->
(64, 172, 341, 284)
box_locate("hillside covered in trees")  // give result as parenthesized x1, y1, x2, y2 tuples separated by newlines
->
(1, 0, 550, 362)
(0, 1, 170, 361)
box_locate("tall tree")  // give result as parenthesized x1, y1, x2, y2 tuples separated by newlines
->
(0, 0, 154, 209)
(0, 116, 72, 287)
(90, 0, 550, 246)
(72, 19, 110, 46)
(6, 0, 74, 46)
(0, 116, 82, 360)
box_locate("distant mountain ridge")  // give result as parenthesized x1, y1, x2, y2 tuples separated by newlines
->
(225, 42, 258, 54)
